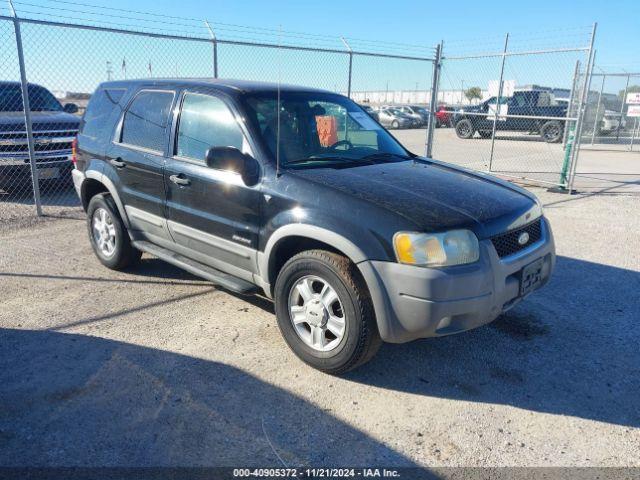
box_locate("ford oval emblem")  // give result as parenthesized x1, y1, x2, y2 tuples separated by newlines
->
(518, 232, 530, 245)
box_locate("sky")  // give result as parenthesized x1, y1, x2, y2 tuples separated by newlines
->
(95, 0, 640, 68)
(1, 0, 639, 96)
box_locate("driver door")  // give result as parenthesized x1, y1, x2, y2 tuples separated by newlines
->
(164, 90, 263, 278)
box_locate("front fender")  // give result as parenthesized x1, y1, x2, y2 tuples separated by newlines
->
(257, 207, 393, 290)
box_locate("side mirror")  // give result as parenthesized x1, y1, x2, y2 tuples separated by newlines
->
(205, 146, 260, 186)
(63, 103, 79, 114)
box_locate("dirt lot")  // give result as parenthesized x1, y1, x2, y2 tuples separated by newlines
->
(395, 128, 640, 194)
(0, 185, 639, 468)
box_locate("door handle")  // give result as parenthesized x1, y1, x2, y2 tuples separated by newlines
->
(110, 157, 126, 168)
(169, 174, 191, 186)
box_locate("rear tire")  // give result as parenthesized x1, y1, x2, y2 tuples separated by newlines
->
(274, 250, 382, 374)
(86, 193, 141, 270)
(540, 121, 563, 143)
(455, 118, 475, 139)
(391, 120, 400, 129)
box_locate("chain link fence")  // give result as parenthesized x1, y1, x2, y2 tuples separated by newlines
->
(0, 9, 439, 219)
(580, 70, 640, 151)
(0, 3, 599, 221)
(433, 27, 596, 189)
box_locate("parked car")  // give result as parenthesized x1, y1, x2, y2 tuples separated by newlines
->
(453, 90, 567, 142)
(599, 110, 626, 135)
(435, 105, 453, 127)
(359, 104, 379, 121)
(73, 78, 555, 373)
(0, 82, 79, 193)
(377, 107, 415, 129)
(397, 105, 428, 126)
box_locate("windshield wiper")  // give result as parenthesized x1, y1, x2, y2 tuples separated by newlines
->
(361, 152, 413, 162)
(285, 156, 374, 167)
(285, 157, 345, 166)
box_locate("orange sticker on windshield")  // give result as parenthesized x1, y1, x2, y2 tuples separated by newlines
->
(315, 115, 338, 147)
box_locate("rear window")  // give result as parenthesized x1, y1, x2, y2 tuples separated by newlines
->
(81, 88, 126, 139)
(120, 90, 174, 152)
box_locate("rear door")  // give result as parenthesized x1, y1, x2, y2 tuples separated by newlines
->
(107, 88, 176, 242)
(164, 90, 262, 278)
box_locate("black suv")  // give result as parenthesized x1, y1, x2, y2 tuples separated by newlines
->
(73, 79, 555, 373)
(0, 82, 79, 193)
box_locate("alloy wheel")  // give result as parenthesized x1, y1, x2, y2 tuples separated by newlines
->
(288, 275, 346, 352)
(92, 207, 117, 257)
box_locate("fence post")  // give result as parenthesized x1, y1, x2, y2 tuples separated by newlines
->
(488, 33, 509, 172)
(562, 60, 581, 149)
(615, 74, 630, 142)
(10, 9, 42, 216)
(341, 38, 353, 98)
(567, 22, 597, 193)
(425, 42, 441, 158)
(204, 20, 218, 78)
(590, 71, 605, 144)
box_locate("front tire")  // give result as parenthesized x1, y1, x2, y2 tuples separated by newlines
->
(274, 250, 382, 374)
(86, 193, 141, 270)
(455, 118, 475, 139)
(391, 120, 400, 129)
(540, 121, 563, 143)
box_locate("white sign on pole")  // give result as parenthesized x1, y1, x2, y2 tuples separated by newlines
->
(627, 105, 640, 117)
(488, 103, 508, 121)
(488, 79, 515, 98)
(626, 92, 640, 105)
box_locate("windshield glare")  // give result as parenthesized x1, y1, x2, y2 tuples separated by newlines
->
(0, 85, 63, 112)
(243, 92, 410, 168)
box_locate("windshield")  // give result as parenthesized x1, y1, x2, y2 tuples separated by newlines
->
(0, 84, 63, 112)
(242, 91, 411, 169)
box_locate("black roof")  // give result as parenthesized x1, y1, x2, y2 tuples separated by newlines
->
(99, 78, 333, 95)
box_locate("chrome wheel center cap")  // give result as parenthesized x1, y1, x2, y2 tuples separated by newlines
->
(305, 299, 327, 327)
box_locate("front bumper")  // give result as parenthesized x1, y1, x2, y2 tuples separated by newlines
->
(0, 155, 73, 181)
(71, 168, 85, 199)
(358, 217, 556, 343)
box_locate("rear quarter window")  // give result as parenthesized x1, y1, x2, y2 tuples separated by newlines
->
(120, 90, 174, 152)
(80, 88, 126, 139)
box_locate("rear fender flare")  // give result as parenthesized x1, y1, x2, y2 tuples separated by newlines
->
(84, 169, 130, 228)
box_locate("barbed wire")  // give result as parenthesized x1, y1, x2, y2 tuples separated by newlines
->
(8, 0, 436, 56)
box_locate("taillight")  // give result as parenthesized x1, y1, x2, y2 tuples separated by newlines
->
(71, 137, 77, 165)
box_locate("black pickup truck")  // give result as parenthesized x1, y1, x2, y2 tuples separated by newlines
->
(0, 81, 80, 193)
(453, 90, 568, 143)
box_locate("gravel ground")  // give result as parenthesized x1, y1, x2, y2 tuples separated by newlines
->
(0, 186, 638, 468)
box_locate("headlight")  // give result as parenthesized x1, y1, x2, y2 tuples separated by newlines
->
(393, 230, 479, 267)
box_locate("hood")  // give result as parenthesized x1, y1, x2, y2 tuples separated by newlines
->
(0, 111, 80, 131)
(459, 104, 485, 113)
(289, 159, 538, 239)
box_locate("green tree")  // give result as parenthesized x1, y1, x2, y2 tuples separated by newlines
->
(465, 87, 483, 103)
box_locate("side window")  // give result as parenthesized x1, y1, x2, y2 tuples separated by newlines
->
(176, 93, 244, 162)
(537, 93, 551, 107)
(81, 88, 126, 139)
(511, 94, 526, 107)
(121, 90, 174, 152)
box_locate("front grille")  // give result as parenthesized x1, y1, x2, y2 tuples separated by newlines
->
(0, 128, 76, 163)
(491, 219, 543, 258)
(0, 141, 73, 153)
